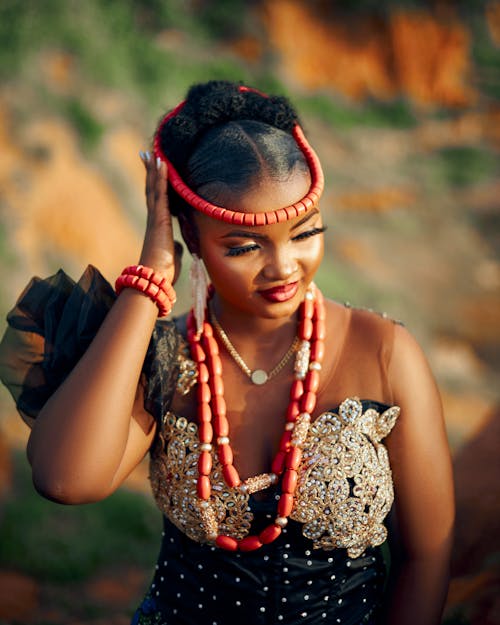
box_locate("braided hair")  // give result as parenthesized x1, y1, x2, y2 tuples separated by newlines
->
(155, 81, 309, 216)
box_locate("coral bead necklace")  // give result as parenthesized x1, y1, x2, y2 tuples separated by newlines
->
(186, 284, 325, 551)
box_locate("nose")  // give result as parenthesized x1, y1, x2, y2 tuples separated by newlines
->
(261, 246, 298, 281)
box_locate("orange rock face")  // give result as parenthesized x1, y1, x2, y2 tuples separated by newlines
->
(261, 1, 476, 107)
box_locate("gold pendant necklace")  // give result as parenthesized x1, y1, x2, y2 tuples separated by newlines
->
(209, 307, 299, 385)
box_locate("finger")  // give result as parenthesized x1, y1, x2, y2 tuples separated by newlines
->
(143, 151, 157, 210)
(154, 158, 171, 223)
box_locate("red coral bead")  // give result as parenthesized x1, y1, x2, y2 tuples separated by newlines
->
(278, 493, 294, 517)
(259, 524, 282, 544)
(286, 401, 300, 422)
(210, 375, 224, 397)
(238, 535, 263, 551)
(223, 464, 241, 487)
(216, 535, 239, 551)
(304, 370, 320, 393)
(199, 422, 213, 444)
(212, 395, 227, 416)
(213, 415, 229, 437)
(284, 206, 299, 220)
(265, 211, 278, 225)
(202, 322, 213, 337)
(282, 469, 298, 494)
(301, 391, 316, 414)
(299, 318, 313, 341)
(211, 207, 227, 221)
(290, 380, 303, 401)
(197, 383, 211, 404)
(197, 475, 211, 499)
(204, 336, 219, 356)
(285, 446, 302, 470)
(275, 209, 288, 223)
(279, 430, 292, 452)
(301, 298, 314, 320)
(271, 451, 286, 475)
(218, 444, 233, 466)
(314, 300, 326, 321)
(312, 319, 326, 341)
(191, 343, 206, 363)
(198, 402, 211, 423)
(198, 363, 209, 384)
(311, 340, 324, 362)
(198, 451, 212, 476)
(208, 355, 222, 376)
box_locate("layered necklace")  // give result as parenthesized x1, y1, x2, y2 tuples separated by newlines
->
(187, 284, 325, 551)
(209, 305, 300, 385)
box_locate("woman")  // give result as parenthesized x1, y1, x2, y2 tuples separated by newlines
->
(0, 81, 454, 624)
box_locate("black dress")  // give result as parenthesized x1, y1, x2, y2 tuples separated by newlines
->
(0, 267, 399, 625)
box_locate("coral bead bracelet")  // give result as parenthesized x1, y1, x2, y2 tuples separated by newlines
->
(115, 265, 176, 317)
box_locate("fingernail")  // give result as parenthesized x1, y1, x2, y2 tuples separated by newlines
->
(139, 150, 145, 161)
(156, 156, 162, 170)
(145, 151, 151, 161)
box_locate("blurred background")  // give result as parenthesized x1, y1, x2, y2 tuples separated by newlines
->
(0, 0, 498, 623)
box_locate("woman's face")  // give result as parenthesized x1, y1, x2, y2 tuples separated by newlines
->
(193, 168, 325, 320)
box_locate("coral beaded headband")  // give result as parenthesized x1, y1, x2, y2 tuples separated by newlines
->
(153, 86, 324, 226)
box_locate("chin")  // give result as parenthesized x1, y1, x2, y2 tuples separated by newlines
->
(256, 294, 304, 319)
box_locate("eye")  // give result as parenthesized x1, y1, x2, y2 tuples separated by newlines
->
(225, 244, 260, 257)
(293, 226, 327, 241)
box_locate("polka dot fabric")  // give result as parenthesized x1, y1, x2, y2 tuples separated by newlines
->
(132, 504, 387, 625)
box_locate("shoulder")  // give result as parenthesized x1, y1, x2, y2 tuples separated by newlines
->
(389, 322, 439, 405)
(324, 298, 401, 352)
(343, 301, 404, 328)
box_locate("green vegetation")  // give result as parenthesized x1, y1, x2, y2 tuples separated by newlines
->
(62, 99, 104, 151)
(0, 0, 251, 100)
(297, 93, 417, 129)
(470, 10, 500, 101)
(0, 452, 161, 582)
(435, 146, 498, 188)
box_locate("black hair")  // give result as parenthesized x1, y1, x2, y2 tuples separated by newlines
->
(156, 80, 309, 216)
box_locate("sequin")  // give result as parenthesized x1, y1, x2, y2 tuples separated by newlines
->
(291, 398, 399, 557)
(149, 398, 399, 556)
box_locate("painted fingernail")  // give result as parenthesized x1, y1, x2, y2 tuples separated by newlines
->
(156, 156, 162, 170)
(139, 150, 146, 161)
(145, 151, 151, 161)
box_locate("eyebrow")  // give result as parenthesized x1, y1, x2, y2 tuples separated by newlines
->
(221, 208, 320, 240)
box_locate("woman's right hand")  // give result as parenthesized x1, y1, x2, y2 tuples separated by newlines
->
(138, 151, 182, 284)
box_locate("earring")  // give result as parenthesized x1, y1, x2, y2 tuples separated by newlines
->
(190, 254, 209, 335)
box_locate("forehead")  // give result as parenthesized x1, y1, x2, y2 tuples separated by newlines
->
(194, 205, 321, 239)
(224, 169, 311, 215)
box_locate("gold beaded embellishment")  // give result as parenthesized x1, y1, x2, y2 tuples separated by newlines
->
(149, 398, 400, 557)
(290, 397, 400, 558)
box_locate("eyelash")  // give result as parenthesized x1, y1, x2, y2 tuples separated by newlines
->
(225, 226, 327, 257)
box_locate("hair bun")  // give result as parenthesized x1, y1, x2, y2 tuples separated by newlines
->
(158, 81, 299, 170)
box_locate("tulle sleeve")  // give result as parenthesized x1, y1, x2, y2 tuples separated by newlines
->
(0, 265, 180, 428)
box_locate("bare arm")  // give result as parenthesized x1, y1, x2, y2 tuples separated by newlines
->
(384, 324, 455, 625)
(28, 154, 178, 504)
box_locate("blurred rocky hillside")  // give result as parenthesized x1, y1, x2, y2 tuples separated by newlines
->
(0, 1, 499, 624)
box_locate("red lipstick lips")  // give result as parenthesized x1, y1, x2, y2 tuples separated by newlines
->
(258, 282, 299, 303)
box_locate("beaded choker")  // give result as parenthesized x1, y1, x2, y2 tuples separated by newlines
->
(153, 86, 324, 226)
(187, 285, 325, 551)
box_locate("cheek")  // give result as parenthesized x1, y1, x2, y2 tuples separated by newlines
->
(302, 237, 324, 274)
(200, 246, 254, 289)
